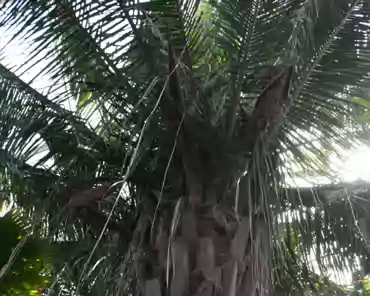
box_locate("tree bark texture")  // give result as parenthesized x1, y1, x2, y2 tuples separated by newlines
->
(142, 202, 271, 296)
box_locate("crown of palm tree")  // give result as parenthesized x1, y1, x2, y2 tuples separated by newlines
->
(1, 0, 370, 295)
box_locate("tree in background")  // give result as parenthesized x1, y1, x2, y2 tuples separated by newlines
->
(1, 0, 370, 295)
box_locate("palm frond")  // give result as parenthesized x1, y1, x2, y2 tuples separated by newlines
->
(281, 0, 369, 173)
(273, 181, 370, 292)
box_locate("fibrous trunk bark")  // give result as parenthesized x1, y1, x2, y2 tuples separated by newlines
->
(142, 200, 270, 296)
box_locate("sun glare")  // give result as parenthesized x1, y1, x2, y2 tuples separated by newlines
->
(339, 145, 370, 182)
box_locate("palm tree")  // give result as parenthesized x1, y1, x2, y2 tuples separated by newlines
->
(1, 0, 370, 295)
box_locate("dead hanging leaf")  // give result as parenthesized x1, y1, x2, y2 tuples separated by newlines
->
(249, 67, 293, 143)
(238, 266, 256, 296)
(254, 220, 271, 294)
(230, 217, 250, 262)
(197, 238, 215, 273)
(155, 217, 169, 269)
(170, 197, 183, 237)
(170, 239, 189, 296)
(222, 259, 238, 296)
(67, 183, 111, 208)
(166, 197, 183, 288)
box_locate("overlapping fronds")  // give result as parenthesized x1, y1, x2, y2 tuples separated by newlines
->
(0, 62, 140, 294)
(271, 181, 370, 292)
(1, 0, 370, 295)
(282, 1, 370, 173)
(0, 63, 106, 212)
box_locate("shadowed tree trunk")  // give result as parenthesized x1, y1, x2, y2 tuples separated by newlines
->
(138, 66, 292, 296)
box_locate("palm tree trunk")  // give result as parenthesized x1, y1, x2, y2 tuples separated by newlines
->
(142, 200, 271, 296)
(138, 55, 293, 296)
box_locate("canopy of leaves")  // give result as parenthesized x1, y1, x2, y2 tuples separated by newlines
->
(1, 0, 370, 295)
